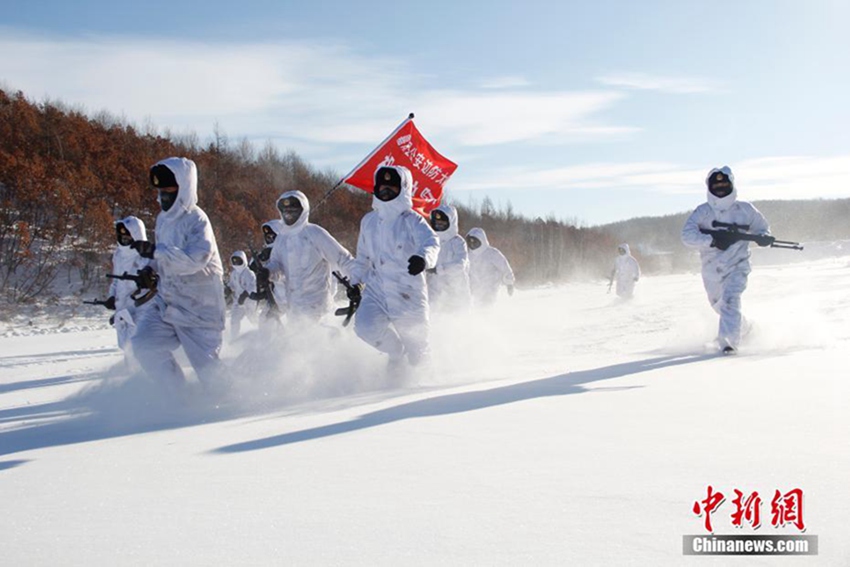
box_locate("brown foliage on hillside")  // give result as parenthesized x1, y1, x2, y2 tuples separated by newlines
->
(1, 88, 624, 303)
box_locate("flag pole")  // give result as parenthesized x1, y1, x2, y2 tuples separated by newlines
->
(312, 113, 414, 213)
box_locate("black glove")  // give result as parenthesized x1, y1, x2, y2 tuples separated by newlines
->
(137, 266, 157, 289)
(507, 284, 515, 296)
(346, 283, 363, 302)
(258, 247, 272, 262)
(754, 234, 775, 247)
(109, 314, 115, 326)
(104, 296, 116, 310)
(710, 231, 737, 251)
(238, 291, 249, 305)
(407, 255, 426, 276)
(131, 240, 155, 259)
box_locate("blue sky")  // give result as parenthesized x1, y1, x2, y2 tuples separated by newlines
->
(1, 0, 848, 225)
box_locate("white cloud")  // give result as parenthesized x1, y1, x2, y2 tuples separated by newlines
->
(0, 31, 631, 154)
(596, 72, 720, 94)
(454, 155, 850, 201)
(478, 76, 531, 89)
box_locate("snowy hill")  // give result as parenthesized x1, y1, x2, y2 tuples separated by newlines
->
(1, 255, 848, 565)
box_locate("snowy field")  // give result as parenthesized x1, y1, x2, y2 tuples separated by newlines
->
(1, 254, 849, 566)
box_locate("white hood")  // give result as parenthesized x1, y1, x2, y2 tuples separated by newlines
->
(706, 166, 738, 212)
(262, 219, 284, 238)
(230, 250, 248, 272)
(276, 190, 310, 235)
(372, 165, 414, 220)
(618, 243, 631, 256)
(116, 215, 147, 245)
(467, 227, 490, 251)
(153, 157, 198, 221)
(433, 203, 459, 243)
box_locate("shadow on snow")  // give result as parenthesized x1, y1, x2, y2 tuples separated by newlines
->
(211, 353, 713, 455)
(0, 353, 714, 465)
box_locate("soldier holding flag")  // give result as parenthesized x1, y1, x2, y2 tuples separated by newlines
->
(349, 165, 440, 374)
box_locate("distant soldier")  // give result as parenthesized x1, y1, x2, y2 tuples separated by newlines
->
(426, 203, 472, 311)
(228, 250, 256, 340)
(608, 243, 641, 299)
(466, 227, 514, 307)
(108, 216, 151, 351)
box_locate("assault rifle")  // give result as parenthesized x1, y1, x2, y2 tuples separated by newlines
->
(105, 268, 158, 306)
(332, 271, 361, 327)
(83, 298, 114, 309)
(248, 246, 280, 318)
(699, 221, 803, 251)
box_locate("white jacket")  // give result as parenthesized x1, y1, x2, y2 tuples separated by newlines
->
(351, 165, 440, 317)
(681, 170, 770, 282)
(467, 227, 514, 303)
(427, 203, 471, 308)
(267, 190, 356, 317)
(150, 157, 226, 330)
(613, 243, 641, 284)
(228, 251, 256, 302)
(109, 216, 150, 312)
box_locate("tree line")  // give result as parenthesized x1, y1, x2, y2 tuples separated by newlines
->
(1, 88, 623, 304)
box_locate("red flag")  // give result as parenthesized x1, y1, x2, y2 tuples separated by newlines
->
(342, 115, 458, 216)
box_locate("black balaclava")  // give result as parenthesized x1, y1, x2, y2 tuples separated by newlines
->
(262, 225, 277, 245)
(430, 209, 450, 232)
(150, 164, 179, 212)
(707, 170, 734, 198)
(374, 166, 402, 202)
(278, 196, 304, 226)
(467, 235, 482, 250)
(618, 246, 626, 255)
(231, 255, 244, 267)
(116, 222, 133, 246)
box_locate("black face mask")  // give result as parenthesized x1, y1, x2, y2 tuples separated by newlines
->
(263, 227, 277, 245)
(159, 188, 179, 212)
(707, 172, 733, 199)
(618, 248, 626, 255)
(709, 183, 733, 198)
(116, 223, 133, 246)
(467, 236, 482, 250)
(231, 256, 244, 267)
(375, 184, 401, 202)
(431, 210, 450, 232)
(278, 197, 304, 226)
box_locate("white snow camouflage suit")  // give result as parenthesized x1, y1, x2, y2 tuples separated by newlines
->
(467, 227, 515, 307)
(681, 166, 770, 349)
(612, 243, 641, 299)
(351, 165, 440, 365)
(228, 250, 257, 339)
(266, 190, 356, 321)
(133, 157, 226, 387)
(426, 203, 472, 311)
(109, 216, 151, 350)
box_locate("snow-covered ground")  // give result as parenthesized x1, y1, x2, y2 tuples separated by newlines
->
(1, 255, 848, 565)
